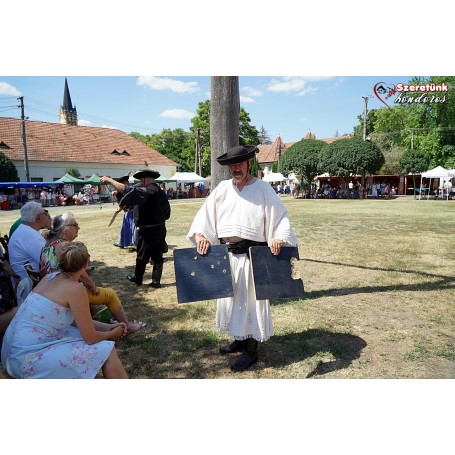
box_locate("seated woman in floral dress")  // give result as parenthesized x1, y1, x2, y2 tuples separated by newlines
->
(1, 242, 128, 378)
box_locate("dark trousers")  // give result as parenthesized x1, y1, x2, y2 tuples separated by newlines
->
(136, 225, 166, 267)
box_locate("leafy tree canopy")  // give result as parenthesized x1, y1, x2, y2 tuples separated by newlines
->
(400, 148, 431, 175)
(0, 152, 19, 182)
(64, 168, 81, 178)
(279, 139, 327, 185)
(131, 129, 193, 172)
(399, 148, 431, 198)
(319, 138, 384, 181)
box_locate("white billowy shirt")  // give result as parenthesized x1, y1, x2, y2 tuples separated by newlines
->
(187, 178, 298, 247)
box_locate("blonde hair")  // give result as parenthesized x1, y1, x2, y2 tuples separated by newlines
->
(58, 241, 89, 273)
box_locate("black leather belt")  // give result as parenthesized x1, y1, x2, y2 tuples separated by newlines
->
(138, 223, 165, 228)
(219, 238, 267, 256)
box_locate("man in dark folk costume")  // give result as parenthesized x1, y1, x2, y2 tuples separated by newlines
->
(101, 169, 170, 288)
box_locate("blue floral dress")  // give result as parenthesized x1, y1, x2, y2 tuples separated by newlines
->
(1, 275, 114, 378)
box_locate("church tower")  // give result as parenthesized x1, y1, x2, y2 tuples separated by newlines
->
(59, 78, 78, 125)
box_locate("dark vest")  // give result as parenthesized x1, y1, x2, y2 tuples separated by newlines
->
(133, 184, 166, 226)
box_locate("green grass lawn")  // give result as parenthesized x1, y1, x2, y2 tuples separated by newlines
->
(1, 196, 454, 378)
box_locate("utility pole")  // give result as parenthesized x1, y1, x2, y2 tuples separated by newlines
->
(195, 127, 201, 174)
(17, 96, 30, 182)
(362, 96, 369, 141)
(277, 141, 281, 172)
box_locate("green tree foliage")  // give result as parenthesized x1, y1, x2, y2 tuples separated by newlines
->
(190, 100, 260, 176)
(0, 151, 19, 182)
(400, 148, 431, 198)
(130, 130, 193, 171)
(249, 154, 260, 177)
(239, 109, 260, 146)
(319, 138, 384, 185)
(64, 168, 81, 178)
(439, 145, 455, 169)
(279, 139, 327, 187)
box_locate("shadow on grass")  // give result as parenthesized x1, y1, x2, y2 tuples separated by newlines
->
(294, 257, 455, 301)
(265, 329, 367, 377)
(118, 327, 366, 379)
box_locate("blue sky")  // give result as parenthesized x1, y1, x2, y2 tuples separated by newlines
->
(0, 75, 418, 143)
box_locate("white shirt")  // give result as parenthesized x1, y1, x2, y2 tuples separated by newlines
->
(9, 224, 45, 280)
(187, 179, 298, 246)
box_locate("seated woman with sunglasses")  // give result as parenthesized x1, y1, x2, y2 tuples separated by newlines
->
(2, 242, 128, 378)
(39, 213, 144, 334)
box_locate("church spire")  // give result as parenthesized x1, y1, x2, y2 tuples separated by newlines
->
(59, 77, 78, 125)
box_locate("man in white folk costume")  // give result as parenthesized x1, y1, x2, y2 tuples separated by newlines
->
(186, 145, 298, 372)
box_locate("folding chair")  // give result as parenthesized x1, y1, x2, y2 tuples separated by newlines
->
(24, 262, 41, 288)
(0, 235, 9, 261)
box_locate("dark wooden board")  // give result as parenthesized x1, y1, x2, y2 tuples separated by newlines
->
(249, 246, 304, 300)
(173, 244, 233, 303)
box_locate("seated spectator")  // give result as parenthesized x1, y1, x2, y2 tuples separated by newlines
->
(9, 211, 52, 241)
(40, 213, 144, 334)
(9, 202, 50, 280)
(1, 242, 128, 378)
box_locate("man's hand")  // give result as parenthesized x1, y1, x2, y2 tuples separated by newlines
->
(270, 239, 285, 256)
(195, 233, 211, 255)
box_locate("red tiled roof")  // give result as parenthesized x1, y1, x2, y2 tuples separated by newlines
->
(257, 136, 296, 164)
(0, 117, 177, 167)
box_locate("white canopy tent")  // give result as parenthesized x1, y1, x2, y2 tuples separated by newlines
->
(157, 172, 210, 183)
(419, 166, 455, 200)
(262, 172, 286, 183)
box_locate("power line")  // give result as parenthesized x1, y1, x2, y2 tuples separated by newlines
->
(1, 94, 168, 134)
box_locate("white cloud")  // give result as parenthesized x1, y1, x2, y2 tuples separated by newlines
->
(137, 76, 200, 94)
(240, 96, 255, 103)
(242, 86, 263, 97)
(160, 108, 194, 119)
(78, 119, 92, 126)
(266, 76, 334, 95)
(296, 87, 318, 97)
(0, 81, 21, 96)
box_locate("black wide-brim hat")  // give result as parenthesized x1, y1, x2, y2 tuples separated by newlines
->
(115, 175, 130, 183)
(216, 145, 258, 165)
(133, 169, 160, 179)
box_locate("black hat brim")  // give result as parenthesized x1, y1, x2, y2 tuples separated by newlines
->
(133, 170, 160, 179)
(216, 146, 258, 165)
(115, 175, 130, 183)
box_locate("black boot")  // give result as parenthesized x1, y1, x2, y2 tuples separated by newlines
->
(149, 263, 163, 288)
(127, 261, 147, 285)
(219, 339, 245, 354)
(231, 338, 258, 372)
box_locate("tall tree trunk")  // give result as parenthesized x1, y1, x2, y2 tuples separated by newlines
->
(210, 77, 240, 189)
